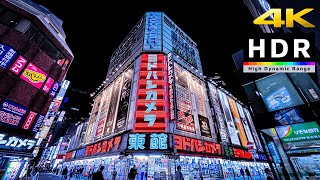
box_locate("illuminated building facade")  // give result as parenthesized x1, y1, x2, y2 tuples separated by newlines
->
(0, 0, 73, 178)
(64, 12, 269, 179)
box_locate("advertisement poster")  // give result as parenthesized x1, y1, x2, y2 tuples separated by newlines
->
(86, 94, 102, 141)
(49, 82, 59, 97)
(198, 114, 211, 137)
(192, 76, 212, 137)
(114, 68, 133, 133)
(9, 55, 28, 75)
(0, 43, 17, 69)
(218, 90, 241, 146)
(104, 76, 122, 135)
(276, 122, 320, 143)
(243, 108, 263, 150)
(143, 12, 162, 51)
(31, 114, 45, 133)
(228, 97, 248, 147)
(0, 99, 28, 128)
(273, 108, 304, 126)
(95, 87, 111, 137)
(21, 111, 37, 130)
(42, 77, 54, 93)
(255, 73, 304, 112)
(174, 63, 196, 133)
(20, 62, 47, 89)
(236, 102, 256, 149)
(207, 83, 229, 143)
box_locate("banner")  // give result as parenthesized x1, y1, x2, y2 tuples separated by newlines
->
(192, 76, 211, 137)
(31, 114, 45, 133)
(273, 108, 304, 126)
(86, 93, 102, 142)
(20, 63, 47, 89)
(9, 55, 27, 75)
(0, 99, 28, 128)
(198, 115, 211, 137)
(42, 77, 54, 93)
(207, 83, 229, 143)
(174, 63, 195, 133)
(95, 87, 112, 137)
(0, 43, 17, 69)
(276, 122, 320, 143)
(236, 102, 256, 149)
(114, 68, 133, 133)
(104, 76, 122, 135)
(243, 108, 263, 150)
(218, 90, 241, 146)
(228, 97, 248, 147)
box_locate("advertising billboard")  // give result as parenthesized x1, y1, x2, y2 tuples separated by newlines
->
(143, 12, 162, 51)
(49, 82, 59, 97)
(273, 108, 304, 126)
(86, 93, 102, 142)
(192, 76, 212, 138)
(20, 62, 47, 89)
(104, 76, 122, 135)
(243, 108, 263, 151)
(9, 55, 27, 75)
(236, 102, 256, 149)
(276, 122, 320, 143)
(0, 43, 17, 69)
(21, 111, 37, 130)
(174, 63, 195, 133)
(255, 73, 304, 112)
(134, 54, 168, 132)
(0, 133, 36, 153)
(114, 68, 133, 133)
(127, 133, 168, 151)
(31, 114, 45, 133)
(42, 77, 54, 93)
(207, 83, 229, 143)
(0, 99, 28, 128)
(228, 97, 248, 147)
(95, 87, 111, 137)
(218, 90, 241, 146)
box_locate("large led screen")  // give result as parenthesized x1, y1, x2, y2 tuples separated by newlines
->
(255, 73, 304, 112)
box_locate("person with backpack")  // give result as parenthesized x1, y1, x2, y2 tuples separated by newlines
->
(175, 166, 184, 180)
(92, 166, 105, 180)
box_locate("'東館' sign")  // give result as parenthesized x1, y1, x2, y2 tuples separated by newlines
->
(134, 54, 168, 132)
(127, 133, 168, 151)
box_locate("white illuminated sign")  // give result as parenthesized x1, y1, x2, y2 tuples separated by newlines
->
(0, 134, 36, 150)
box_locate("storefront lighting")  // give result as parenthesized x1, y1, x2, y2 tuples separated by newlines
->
(116, 68, 119, 71)
(119, 64, 122, 67)
(106, 78, 109, 80)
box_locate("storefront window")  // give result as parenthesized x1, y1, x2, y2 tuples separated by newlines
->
(0, 11, 20, 28)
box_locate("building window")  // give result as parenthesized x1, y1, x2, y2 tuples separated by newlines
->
(25, 23, 37, 39)
(0, 11, 20, 28)
(40, 38, 60, 60)
(31, 31, 46, 46)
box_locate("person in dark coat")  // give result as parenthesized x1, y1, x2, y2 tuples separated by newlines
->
(175, 166, 184, 180)
(240, 168, 245, 179)
(264, 168, 275, 180)
(92, 166, 105, 180)
(128, 165, 138, 180)
(61, 167, 68, 180)
(245, 167, 252, 179)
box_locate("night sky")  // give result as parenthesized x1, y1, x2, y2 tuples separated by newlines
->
(31, 0, 262, 118)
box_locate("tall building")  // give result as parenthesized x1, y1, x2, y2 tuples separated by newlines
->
(0, 0, 73, 179)
(64, 12, 269, 179)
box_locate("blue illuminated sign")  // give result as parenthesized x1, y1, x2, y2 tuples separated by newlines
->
(128, 133, 146, 150)
(128, 133, 168, 151)
(49, 82, 60, 97)
(150, 133, 168, 150)
(0, 43, 17, 69)
(0, 99, 28, 128)
(143, 12, 162, 51)
(75, 148, 86, 158)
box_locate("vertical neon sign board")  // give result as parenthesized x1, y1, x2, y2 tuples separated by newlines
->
(134, 54, 168, 132)
(143, 12, 162, 51)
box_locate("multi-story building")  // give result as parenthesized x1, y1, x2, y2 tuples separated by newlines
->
(0, 0, 73, 179)
(63, 12, 269, 179)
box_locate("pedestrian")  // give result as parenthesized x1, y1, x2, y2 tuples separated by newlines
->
(245, 167, 252, 179)
(92, 166, 105, 180)
(175, 165, 184, 180)
(240, 168, 245, 179)
(264, 168, 274, 180)
(61, 167, 68, 180)
(128, 165, 138, 180)
(87, 168, 93, 180)
(112, 168, 117, 180)
(69, 167, 74, 180)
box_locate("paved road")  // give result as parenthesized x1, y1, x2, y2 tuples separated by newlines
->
(38, 173, 62, 180)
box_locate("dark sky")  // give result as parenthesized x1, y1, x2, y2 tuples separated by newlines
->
(31, 0, 262, 117)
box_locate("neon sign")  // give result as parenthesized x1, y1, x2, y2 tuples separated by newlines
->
(174, 135, 222, 155)
(127, 133, 168, 151)
(134, 54, 168, 132)
(143, 12, 162, 51)
(0, 43, 17, 69)
(84, 136, 122, 157)
(0, 134, 36, 152)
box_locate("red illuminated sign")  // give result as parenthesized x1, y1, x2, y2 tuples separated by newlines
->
(85, 136, 122, 157)
(134, 54, 168, 132)
(174, 135, 222, 155)
(65, 151, 73, 160)
(21, 111, 37, 130)
(233, 148, 253, 160)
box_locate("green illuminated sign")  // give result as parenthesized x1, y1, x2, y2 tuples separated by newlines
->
(276, 122, 320, 142)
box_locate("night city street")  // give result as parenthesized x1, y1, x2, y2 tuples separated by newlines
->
(0, 0, 320, 180)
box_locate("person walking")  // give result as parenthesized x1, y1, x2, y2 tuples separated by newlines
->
(92, 166, 105, 180)
(112, 168, 117, 180)
(128, 165, 138, 180)
(264, 168, 275, 180)
(245, 167, 252, 179)
(61, 167, 68, 180)
(175, 165, 184, 180)
(240, 168, 245, 179)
